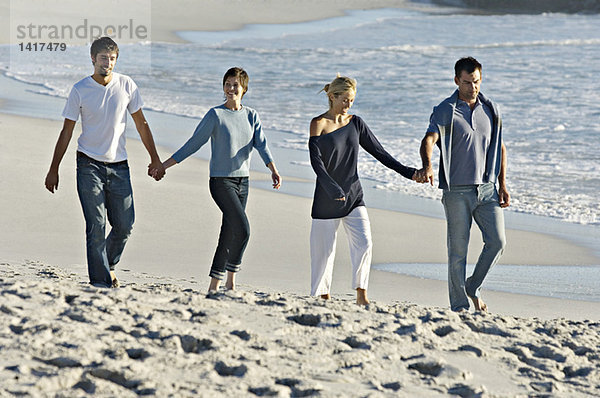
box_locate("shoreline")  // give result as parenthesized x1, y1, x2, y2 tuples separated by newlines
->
(151, 0, 422, 44)
(1, 69, 599, 257)
(0, 0, 432, 45)
(2, 3, 600, 396)
(1, 0, 599, 319)
(0, 70, 600, 255)
(2, 111, 600, 320)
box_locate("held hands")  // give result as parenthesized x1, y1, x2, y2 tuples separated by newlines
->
(413, 167, 434, 185)
(148, 161, 166, 181)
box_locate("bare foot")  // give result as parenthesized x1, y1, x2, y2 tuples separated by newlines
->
(109, 271, 119, 288)
(470, 296, 488, 312)
(356, 288, 370, 306)
(208, 277, 220, 294)
(225, 271, 236, 290)
(320, 293, 331, 300)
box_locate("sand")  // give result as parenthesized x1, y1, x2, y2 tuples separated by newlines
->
(1, 110, 600, 396)
(1, 113, 598, 316)
(2, 0, 600, 395)
(2, 262, 600, 397)
(1, 0, 431, 45)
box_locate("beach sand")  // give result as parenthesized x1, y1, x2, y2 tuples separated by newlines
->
(2, 263, 600, 397)
(0, 0, 432, 45)
(1, 111, 600, 396)
(1, 0, 600, 395)
(2, 113, 599, 315)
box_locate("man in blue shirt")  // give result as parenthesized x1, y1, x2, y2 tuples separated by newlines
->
(416, 57, 510, 312)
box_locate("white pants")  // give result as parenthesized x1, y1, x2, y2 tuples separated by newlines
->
(310, 206, 373, 296)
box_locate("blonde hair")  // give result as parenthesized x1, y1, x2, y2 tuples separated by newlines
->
(320, 74, 357, 108)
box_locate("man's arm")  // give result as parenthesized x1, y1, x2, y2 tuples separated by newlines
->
(416, 131, 439, 186)
(45, 119, 77, 193)
(131, 109, 165, 180)
(498, 142, 510, 208)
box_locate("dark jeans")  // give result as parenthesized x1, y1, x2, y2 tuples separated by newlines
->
(76, 152, 134, 287)
(208, 177, 250, 280)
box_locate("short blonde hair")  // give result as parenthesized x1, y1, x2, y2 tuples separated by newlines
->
(321, 74, 357, 108)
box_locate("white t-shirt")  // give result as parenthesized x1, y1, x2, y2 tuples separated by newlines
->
(62, 72, 143, 162)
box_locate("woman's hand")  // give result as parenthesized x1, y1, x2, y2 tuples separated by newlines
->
(271, 171, 282, 189)
(149, 157, 178, 182)
(267, 162, 282, 189)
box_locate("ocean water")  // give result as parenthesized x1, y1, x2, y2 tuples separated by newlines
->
(374, 263, 600, 302)
(3, 7, 599, 226)
(1, 5, 599, 298)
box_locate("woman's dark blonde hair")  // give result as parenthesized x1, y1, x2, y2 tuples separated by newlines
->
(223, 67, 249, 97)
(321, 74, 357, 108)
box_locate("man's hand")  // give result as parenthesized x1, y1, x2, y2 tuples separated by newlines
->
(414, 167, 435, 185)
(45, 170, 59, 193)
(499, 185, 510, 208)
(498, 143, 510, 208)
(418, 132, 438, 186)
(148, 161, 166, 181)
(45, 119, 76, 194)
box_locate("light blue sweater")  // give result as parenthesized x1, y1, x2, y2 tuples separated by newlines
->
(172, 104, 274, 177)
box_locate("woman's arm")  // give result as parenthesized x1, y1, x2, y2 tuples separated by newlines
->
(162, 157, 178, 170)
(171, 109, 217, 164)
(251, 110, 275, 167)
(358, 117, 417, 180)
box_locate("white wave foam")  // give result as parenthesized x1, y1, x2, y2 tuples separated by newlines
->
(3, 9, 599, 227)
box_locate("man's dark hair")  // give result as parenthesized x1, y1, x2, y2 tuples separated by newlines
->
(455, 57, 481, 78)
(90, 37, 119, 59)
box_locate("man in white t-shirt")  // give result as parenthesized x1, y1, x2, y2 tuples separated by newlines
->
(45, 37, 165, 288)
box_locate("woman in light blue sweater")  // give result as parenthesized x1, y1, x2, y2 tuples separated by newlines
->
(157, 67, 282, 293)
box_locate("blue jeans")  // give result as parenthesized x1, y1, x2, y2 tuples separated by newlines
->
(76, 152, 134, 287)
(209, 177, 250, 280)
(442, 182, 506, 311)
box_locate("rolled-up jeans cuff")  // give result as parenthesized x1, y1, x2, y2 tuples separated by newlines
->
(209, 270, 226, 280)
(226, 262, 241, 273)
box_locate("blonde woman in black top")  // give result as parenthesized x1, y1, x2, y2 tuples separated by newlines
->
(309, 75, 419, 305)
